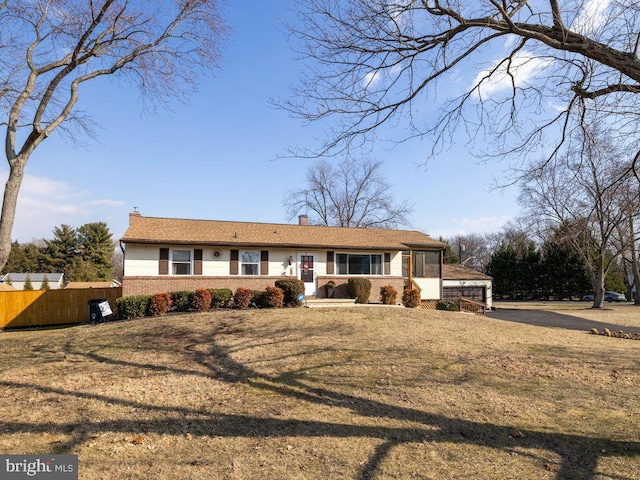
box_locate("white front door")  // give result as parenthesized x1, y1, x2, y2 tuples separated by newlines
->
(298, 253, 316, 296)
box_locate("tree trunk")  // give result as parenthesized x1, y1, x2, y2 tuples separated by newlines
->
(633, 259, 640, 305)
(0, 156, 27, 271)
(628, 216, 640, 306)
(592, 266, 606, 309)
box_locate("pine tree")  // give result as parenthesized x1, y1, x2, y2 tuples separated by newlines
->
(40, 274, 50, 291)
(23, 274, 33, 291)
(1, 241, 45, 274)
(76, 222, 115, 281)
(42, 225, 78, 276)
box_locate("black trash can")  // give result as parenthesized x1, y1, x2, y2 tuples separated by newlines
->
(88, 298, 109, 323)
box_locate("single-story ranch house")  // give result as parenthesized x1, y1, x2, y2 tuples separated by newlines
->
(120, 212, 491, 307)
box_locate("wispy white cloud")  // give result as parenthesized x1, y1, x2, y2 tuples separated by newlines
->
(363, 70, 382, 89)
(472, 51, 552, 99)
(572, 0, 612, 34)
(90, 199, 126, 207)
(430, 215, 512, 238)
(0, 170, 125, 241)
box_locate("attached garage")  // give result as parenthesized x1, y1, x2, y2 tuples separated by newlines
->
(442, 264, 493, 309)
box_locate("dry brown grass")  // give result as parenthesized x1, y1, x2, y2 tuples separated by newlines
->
(1, 306, 639, 479)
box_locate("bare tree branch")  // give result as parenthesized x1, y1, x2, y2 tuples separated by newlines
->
(284, 157, 413, 228)
(519, 123, 630, 307)
(282, 1, 640, 167)
(0, 0, 227, 270)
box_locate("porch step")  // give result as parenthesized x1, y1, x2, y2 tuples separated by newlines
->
(304, 298, 356, 308)
(304, 298, 404, 308)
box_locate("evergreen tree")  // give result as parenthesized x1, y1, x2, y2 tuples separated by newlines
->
(40, 274, 50, 291)
(486, 238, 541, 299)
(76, 222, 115, 281)
(486, 243, 519, 299)
(441, 238, 459, 264)
(605, 261, 627, 293)
(23, 274, 33, 291)
(66, 258, 100, 282)
(42, 225, 78, 276)
(539, 240, 591, 300)
(1, 241, 45, 274)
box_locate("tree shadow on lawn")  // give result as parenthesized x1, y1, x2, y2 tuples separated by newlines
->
(2, 320, 639, 480)
(487, 308, 640, 334)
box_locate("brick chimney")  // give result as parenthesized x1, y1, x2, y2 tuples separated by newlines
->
(298, 215, 308, 226)
(129, 207, 141, 224)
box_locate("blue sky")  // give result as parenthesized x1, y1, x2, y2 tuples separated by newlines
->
(3, 1, 520, 244)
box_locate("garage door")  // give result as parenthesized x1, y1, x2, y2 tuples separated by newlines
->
(442, 286, 486, 304)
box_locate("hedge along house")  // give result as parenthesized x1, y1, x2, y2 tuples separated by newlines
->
(120, 212, 448, 301)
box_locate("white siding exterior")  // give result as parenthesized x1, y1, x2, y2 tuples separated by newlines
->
(413, 278, 441, 300)
(124, 244, 405, 279)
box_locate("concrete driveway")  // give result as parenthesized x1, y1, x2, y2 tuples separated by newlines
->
(486, 307, 640, 334)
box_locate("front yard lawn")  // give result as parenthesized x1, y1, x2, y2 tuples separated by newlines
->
(1, 307, 639, 479)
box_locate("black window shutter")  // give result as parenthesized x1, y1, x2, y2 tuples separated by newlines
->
(194, 249, 203, 275)
(230, 249, 239, 275)
(326, 251, 334, 275)
(261, 250, 269, 275)
(159, 248, 169, 275)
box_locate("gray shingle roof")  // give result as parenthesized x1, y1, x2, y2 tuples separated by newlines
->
(2, 273, 64, 283)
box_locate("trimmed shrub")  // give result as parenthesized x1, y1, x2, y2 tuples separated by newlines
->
(251, 290, 266, 308)
(275, 279, 305, 307)
(436, 300, 459, 311)
(210, 288, 233, 308)
(170, 291, 194, 312)
(233, 287, 253, 309)
(263, 286, 284, 308)
(402, 288, 421, 308)
(148, 292, 170, 317)
(348, 278, 372, 304)
(193, 288, 212, 312)
(116, 295, 151, 319)
(379, 285, 398, 305)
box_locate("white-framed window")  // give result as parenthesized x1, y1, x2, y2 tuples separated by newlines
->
(172, 249, 191, 275)
(240, 250, 260, 275)
(336, 253, 382, 275)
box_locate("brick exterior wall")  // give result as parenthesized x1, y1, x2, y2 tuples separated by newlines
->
(123, 275, 406, 303)
(123, 276, 292, 296)
(316, 276, 405, 303)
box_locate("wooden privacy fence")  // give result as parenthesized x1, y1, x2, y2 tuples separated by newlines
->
(0, 287, 122, 329)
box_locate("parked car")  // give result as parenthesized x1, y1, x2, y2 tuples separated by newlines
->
(582, 291, 627, 302)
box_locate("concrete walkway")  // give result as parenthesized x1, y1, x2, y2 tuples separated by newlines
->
(486, 307, 640, 334)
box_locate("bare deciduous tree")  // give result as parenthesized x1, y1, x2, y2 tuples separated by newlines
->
(614, 180, 640, 305)
(284, 157, 413, 228)
(283, 1, 640, 170)
(520, 127, 628, 308)
(0, 0, 227, 271)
